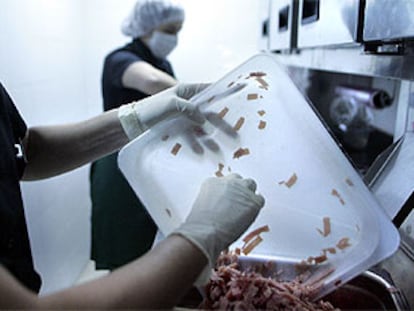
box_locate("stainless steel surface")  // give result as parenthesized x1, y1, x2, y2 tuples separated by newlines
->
(286, 64, 411, 144)
(273, 46, 414, 81)
(364, 0, 414, 42)
(269, 0, 298, 50)
(370, 132, 414, 219)
(379, 242, 414, 309)
(287, 66, 398, 174)
(394, 81, 414, 141)
(297, 0, 361, 48)
(401, 211, 414, 261)
(364, 137, 403, 188)
(259, 0, 271, 51)
(258, 1, 414, 305)
(325, 270, 410, 310)
(370, 137, 414, 307)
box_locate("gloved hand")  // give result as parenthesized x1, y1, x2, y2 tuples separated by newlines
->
(172, 174, 265, 285)
(118, 83, 209, 140)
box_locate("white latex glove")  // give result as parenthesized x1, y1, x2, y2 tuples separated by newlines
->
(172, 174, 265, 285)
(118, 83, 209, 140)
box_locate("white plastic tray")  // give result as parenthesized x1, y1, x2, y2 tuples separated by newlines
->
(118, 53, 399, 298)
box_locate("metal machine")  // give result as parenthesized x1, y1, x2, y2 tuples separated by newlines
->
(260, 0, 414, 308)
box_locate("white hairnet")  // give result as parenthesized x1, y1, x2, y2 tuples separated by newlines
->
(121, 0, 185, 38)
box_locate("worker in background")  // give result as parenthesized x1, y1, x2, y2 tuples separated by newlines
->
(0, 81, 265, 309)
(90, 0, 184, 271)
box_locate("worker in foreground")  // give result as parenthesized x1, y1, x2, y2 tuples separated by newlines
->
(0, 81, 265, 309)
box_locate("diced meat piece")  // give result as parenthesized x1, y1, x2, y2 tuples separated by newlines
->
(323, 217, 331, 236)
(242, 225, 270, 244)
(281, 173, 297, 188)
(256, 77, 269, 90)
(241, 235, 263, 255)
(323, 247, 337, 255)
(247, 93, 259, 100)
(218, 107, 229, 119)
(215, 163, 225, 177)
(249, 71, 267, 78)
(337, 237, 351, 250)
(215, 171, 224, 177)
(295, 260, 312, 274)
(233, 147, 250, 159)
(201, 251, 339, 310)
(286, 173, 298, 187)
(345, 178, 354, 186)
(258, 120, 266, 130)
(317, 217, 331, 237)
(233, 117, 245, 131)
(313, 253, 328, 264)
(331, 188, 345, 205)
(171, 143, 182, 155)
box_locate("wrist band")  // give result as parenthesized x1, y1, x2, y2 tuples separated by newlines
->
(118, 102, 146, 140)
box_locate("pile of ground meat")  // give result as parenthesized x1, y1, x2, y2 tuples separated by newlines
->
(200, 252, 339, 311)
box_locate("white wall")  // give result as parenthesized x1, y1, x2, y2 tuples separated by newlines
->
(0, 0, 261, 294)
(172, 0, 263, 82)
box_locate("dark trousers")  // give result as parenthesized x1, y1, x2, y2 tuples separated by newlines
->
(90, 152, 157, 270)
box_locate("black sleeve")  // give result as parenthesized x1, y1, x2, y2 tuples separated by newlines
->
(0, 83, 27, 141)
(104, 50, 143, 89)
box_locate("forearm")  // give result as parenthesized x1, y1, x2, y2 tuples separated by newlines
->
(38, 235, 207, 309)
(122, 61, 177, 95)
(22, 109, 129, 180)
(143, 75, 177, 95)
(0, 266, 38, 309)
(22, 83, 208, 180)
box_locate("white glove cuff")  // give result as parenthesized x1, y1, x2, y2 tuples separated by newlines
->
(118, 103, 147, 140)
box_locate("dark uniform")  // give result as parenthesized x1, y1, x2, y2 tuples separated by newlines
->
(0, 83, 41, 292)
(90, 38, 174, 270)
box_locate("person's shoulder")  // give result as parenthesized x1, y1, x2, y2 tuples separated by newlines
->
(106, 48, 133, 58)
(106, 43, 140, 59)
(105, 48, 142, 64)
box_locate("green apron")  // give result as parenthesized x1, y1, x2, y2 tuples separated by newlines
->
(90, 152, 157, 270)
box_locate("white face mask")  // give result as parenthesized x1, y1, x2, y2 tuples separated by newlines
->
(147, 31, 178, 59)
